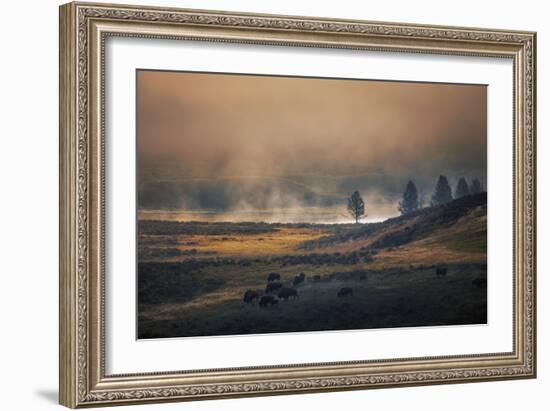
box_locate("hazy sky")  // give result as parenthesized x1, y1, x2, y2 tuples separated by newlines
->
(137, 70, 486, 214)
(138, 70, 486, 179)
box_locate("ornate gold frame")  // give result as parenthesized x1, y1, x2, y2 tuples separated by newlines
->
(59, 2, 536, 408)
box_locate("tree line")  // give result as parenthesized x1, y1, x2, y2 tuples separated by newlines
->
(347, 176, 484, 223)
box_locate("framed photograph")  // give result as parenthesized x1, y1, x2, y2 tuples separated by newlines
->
(59, 2, 537, 408)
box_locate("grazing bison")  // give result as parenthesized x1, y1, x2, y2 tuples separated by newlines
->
(435, 266, 447, 277)
(243, 289, 260, 303)
(259, 295, 279, 307)
(265, 282, 283, 294)
(311, 275, 321, 282)
(337, 287, 353, 297)
(278, 287, 299, 301)
(472, 277, 487, 288)
(267, 272, 281, 282)
(293, 273, 306, 286)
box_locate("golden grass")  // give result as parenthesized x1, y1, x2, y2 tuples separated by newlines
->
(175, 227, 328, 257)
(370, 244, 486, 269)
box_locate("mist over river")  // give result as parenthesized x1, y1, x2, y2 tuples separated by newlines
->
(138, 205, 396, 224)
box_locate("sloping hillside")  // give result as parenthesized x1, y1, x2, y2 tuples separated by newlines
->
(300, 192, 487, 254)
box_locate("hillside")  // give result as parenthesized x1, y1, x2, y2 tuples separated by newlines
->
(299, 192, 487, 254)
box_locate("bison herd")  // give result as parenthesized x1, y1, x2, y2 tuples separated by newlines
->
(243, 271, 356, 308)
(241, 265, 483, 308)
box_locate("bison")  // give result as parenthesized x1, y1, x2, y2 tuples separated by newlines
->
(293, 273, 306, 286)
(243, 289, 260, 303)
(265, 282, 283, 294)
(311, 275, 321, 282)
(337, 287, 353, 297)
(278, 287, 299, 301)
(259, 295, 279, 307)
(267, 272, 281, 282)
(472, 277, 487, 288)
(435, 266, 447, 277)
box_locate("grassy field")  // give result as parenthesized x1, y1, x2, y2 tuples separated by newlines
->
(138, 261, 486, 338)
(137, 194, 487, 339)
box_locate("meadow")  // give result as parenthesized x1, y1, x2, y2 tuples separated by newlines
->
(137, 193, 487, 339)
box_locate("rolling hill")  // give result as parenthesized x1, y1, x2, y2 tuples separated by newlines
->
(299, 192, 487, 255)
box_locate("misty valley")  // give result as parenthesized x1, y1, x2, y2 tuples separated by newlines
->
(137, 191, 487, 339)
(136, 70, 488, 339)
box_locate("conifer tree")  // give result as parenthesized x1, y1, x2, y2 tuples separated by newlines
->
(455, 177, 470, 198)
(431, 175, 453, 206)
(470, 178, 484, 194)
(398, 180, 419, 215)
(347, 191, 365, 223)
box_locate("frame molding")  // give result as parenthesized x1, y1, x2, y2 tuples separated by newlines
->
(59, 2, 536, 408)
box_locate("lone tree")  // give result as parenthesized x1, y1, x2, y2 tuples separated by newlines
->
(431, 175, 453, 206)
(455, 177, 470, 198)
(398, 180, 419, 215)
(470, 178, 484, 194)
(347, 190, 365, 223)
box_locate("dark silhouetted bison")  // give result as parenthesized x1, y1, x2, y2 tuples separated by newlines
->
(311, 275, 321, 282)
(259, 295, 279, 307)
(472, 277, 487, 288)
(278, 287, 298, 301)
(293, 272, 306, 286)
(267, 272, 281, 282)
(435, 266, 447, 277)
(265, 282, 283, 294)
(243, 289, 260, 303)
(337, 287, 353, 297)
